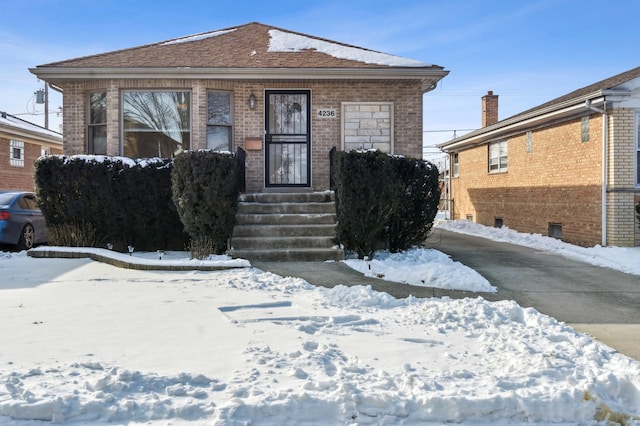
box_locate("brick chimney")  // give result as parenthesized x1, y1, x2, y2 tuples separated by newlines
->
(482, 91, 499, 127)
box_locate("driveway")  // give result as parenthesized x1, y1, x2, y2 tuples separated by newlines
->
(256, 228, 640, 360)
(424, 228, 640, 359)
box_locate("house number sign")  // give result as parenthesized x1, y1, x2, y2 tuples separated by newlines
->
(316, 108, 337, 119)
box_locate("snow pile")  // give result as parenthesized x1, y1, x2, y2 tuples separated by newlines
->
(268, 29, 430, 67)
(1, 252, 639, 424)
(438, 220, 640, 276)
(344, 248, 497, 292)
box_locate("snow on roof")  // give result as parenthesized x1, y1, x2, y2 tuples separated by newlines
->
(267, 29, 431, 67)
(0, 112, 62, 140)
(159, 29, 237, 46)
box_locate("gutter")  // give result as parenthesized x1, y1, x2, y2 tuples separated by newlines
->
(438, 89, 629, 152)
(29, 66, 448, 84)
(585, 99, 608, 247)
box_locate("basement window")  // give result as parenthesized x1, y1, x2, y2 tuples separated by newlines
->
(548, 223, 563, 240)
(466, 214, 473, 221)
(494, 217, 504, 228)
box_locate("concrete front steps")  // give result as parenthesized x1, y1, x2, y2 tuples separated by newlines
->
(228, 192, 344, 262)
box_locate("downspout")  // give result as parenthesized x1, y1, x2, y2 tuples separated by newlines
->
(586, 99, 608, 246)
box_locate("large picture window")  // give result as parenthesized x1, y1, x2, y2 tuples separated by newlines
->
(123, 91, 190, 158)
(207, 91, 233, 151)
(88, 92, 107, 155)
(489, 140, 508, 173)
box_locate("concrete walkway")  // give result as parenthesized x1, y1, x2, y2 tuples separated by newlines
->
(255, 229, 640, 361)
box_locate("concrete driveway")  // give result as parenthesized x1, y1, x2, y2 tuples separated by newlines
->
(255, 228, 640, 360)
(424, 228, 640, 360)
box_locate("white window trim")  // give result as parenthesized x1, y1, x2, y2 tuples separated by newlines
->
(452, 152, 459, 177)
(9, 139, 24, 167)
(206, 90, 234, 152)
(488, 140, 508, 173)
(636, 111, 640, 187)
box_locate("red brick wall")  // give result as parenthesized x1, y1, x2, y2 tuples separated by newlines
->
(0, 137, 62, 191)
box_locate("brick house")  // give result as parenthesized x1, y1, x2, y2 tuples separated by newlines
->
(29, 22, 448, 193)
(439, 66, 640, 247)
(28, 22, 448, 260)
(0, 112, 63, 192)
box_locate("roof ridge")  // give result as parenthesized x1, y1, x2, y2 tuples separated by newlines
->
(505, 65, 640, 122)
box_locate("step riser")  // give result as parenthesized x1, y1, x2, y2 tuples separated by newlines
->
(232, 225, 337, 238)
(238, 202, 336, 214)
(240, 192, 334, 203)
(236, 214, 337, 225)
(232, 237, 336, 250)
(229, 249, 344, 262)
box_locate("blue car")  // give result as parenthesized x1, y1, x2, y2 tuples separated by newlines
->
(0, 191, 48, 250)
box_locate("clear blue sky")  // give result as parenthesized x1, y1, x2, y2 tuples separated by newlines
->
(1, 0, 638, 158)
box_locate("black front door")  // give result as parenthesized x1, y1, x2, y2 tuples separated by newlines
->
(265, 90, 311, 187)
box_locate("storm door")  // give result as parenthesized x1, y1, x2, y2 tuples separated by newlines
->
(265, 90, 311, 187)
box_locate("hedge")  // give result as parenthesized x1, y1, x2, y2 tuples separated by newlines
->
(171, 151, 242, 255)
(333, 150, 440, 259)
(35, 155, 187, 251)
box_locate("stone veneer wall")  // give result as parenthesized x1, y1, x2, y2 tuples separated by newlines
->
(341, 102, 393, 153)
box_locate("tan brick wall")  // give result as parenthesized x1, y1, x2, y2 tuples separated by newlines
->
(606, 108, 639, 246)
(57, 79, 423, 192)
(0, 137, 63, 191)
(451, 113, 605, 247)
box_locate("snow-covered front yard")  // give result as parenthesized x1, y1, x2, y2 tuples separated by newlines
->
(0, 221, 639, 425)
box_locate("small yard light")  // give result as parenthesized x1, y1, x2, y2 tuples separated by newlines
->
(157, 250, 165, 260)
(128, 245, 134, 256)
(107, 242, 113, 250)
(248, 92, 257, 110)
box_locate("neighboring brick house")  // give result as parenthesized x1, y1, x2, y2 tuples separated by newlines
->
(439, 66, 640, 248)
(29, 22, 448, 193)
(0, 112, 63, 191)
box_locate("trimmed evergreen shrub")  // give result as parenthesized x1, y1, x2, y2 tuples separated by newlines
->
(171, 151, 241, 255)
(333, 150, 399, 259)
(332, 150, 440, 259)
(387, 155, 440, 252)
(35, 156, 188, 251)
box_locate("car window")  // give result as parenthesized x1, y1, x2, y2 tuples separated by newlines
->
(19, 195, 39, 210)
(0, 193, 16, 206)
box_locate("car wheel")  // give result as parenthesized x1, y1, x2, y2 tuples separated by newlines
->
(18, 224, 35, 250)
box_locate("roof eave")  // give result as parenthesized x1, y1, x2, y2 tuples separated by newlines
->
(29, 66, 448, 87)
(438, 89, 629, 152)
(0, 124, 63, 146)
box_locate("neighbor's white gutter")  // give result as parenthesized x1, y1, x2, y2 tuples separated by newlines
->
(585, 99, 608, 246)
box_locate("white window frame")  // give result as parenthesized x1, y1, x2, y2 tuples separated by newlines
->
(489, 140, 508, 173)
(206, 90, 233, 152)
(9, 139, 24, 167)
(636, 111, 640, 186)
(452, 152, 459, 177)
